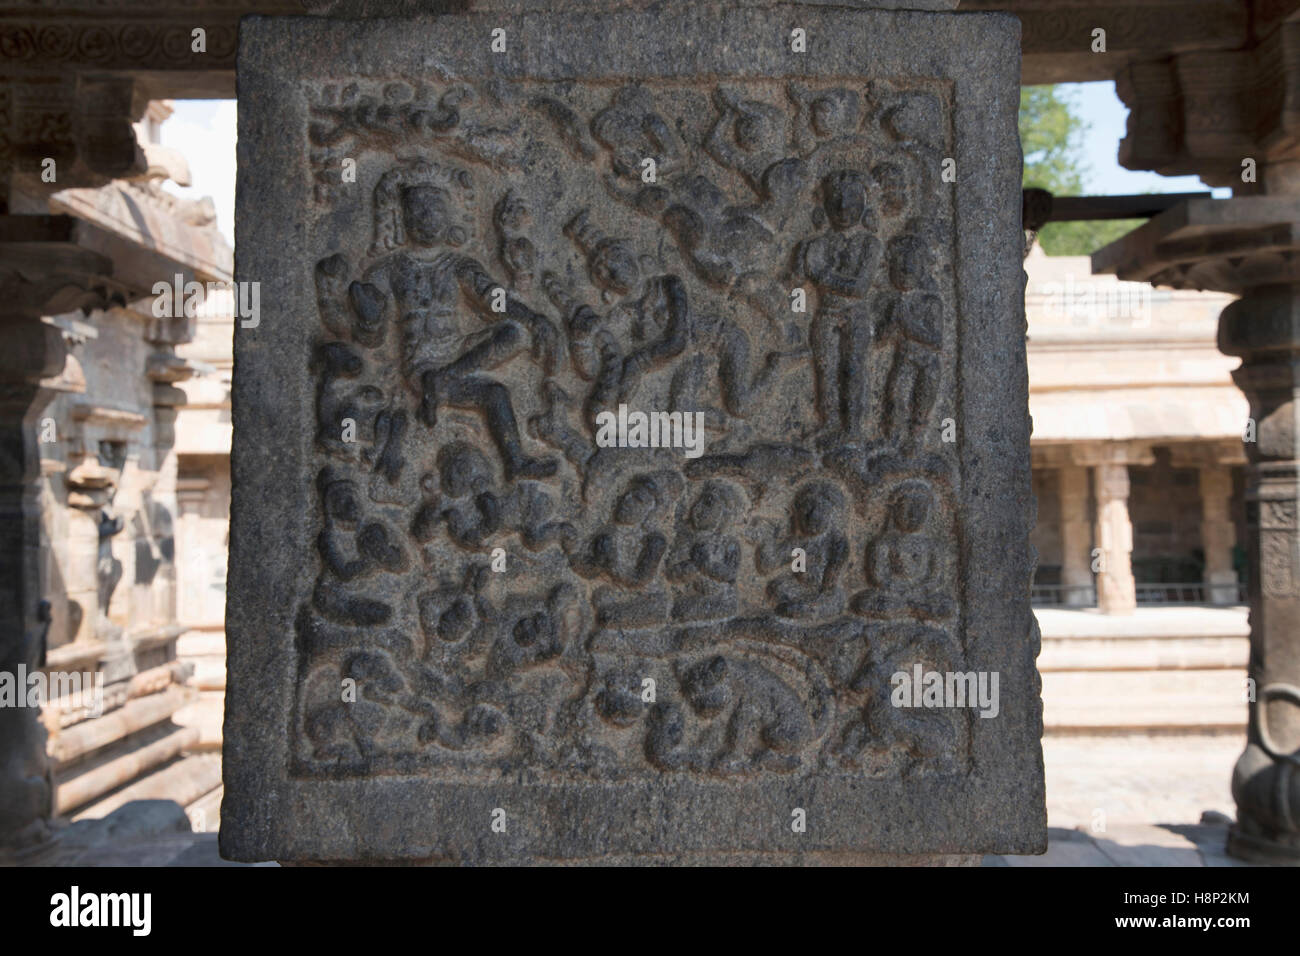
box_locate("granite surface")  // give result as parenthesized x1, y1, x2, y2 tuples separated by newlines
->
(222, 3, 1042, 863)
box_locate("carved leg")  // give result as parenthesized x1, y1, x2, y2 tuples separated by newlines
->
(810, 310, 842, 433)
(442, 375, 556, 481)
(844, 314, 874, 438)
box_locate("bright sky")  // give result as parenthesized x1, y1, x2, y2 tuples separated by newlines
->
(161, 82, 1229, 246)
(1066, 81, 1229, 198)
(159, 99, 237, 245)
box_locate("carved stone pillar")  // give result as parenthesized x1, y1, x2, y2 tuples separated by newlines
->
(0, 322, 65, 853)
(1097, 9, 1300, 852)
(0, 217, 111, 855)
(1171, 443, 1246, 605)
(1219, 284, 1300, 862)
(1095, 462, 1136, 614)
(1058, 463, 1094, 606)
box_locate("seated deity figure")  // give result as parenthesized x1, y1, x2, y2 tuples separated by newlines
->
(853, 480, 954, 621)
(312, 466, 408, 627)
(569, 473, 678, 627)
(333, 163, 560, 482)
(754, 480, 850, 620)
(796, 170, 882, 442)
(665, 480, 744, 622)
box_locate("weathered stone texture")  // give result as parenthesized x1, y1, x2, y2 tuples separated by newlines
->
(222, 4, 1042, 863)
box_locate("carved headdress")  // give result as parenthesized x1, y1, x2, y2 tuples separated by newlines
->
(370, 159, 477, 257)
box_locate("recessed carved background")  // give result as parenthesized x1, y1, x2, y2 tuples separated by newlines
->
(291, 74, 969, 781)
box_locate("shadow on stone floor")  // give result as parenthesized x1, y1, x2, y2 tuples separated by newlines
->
(984, 818, 1258, 867)
(4, 800, 1272, 867)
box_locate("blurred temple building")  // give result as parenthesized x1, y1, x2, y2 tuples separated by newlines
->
(1025, 245, 1247, 614)
(2, 102, 229, 844)
(1022, 247, 1250, 739)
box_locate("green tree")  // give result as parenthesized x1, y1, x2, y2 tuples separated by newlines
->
(1019, 85, 1141, 256)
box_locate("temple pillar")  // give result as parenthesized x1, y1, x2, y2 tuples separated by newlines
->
(1095, 462, 1136, 614)
(1074, 443, 1154, 615)
(1219, 284, 1300, 862)
(1171, 442, 1247, 605)
(0, 326, 64, 853)
(1058, 463, 1094, 606)
(0, 217, 113, 855)
(1199, 464, 1239, 604)
(1093, 13, 1300, 855)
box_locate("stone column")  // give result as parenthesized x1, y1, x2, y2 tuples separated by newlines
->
(1075, 444, 1154, 615)
(0, 219, 112, 855)
(1199, 463, 1240, 605)
(146, 340, 195, 631)
(1058, 463, 1094, 606)
(1172, 443, 1246, 606)
(1095, 461, 1136, 614)
(176, 477, 212, 625)
(1219, 284, 1300, 862)
(0, 321, 65, 853)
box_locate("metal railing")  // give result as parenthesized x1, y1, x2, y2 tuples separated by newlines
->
(1135, 581, 1249, 605)
(1029, 583, 1097, 606)
(1030, 581, 1248, 607)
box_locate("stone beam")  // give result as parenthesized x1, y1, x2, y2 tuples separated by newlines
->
(1091, 196, 1300, 294)
(961, 0, 1257, 85)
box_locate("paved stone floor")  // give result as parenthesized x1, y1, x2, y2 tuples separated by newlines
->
(1043, 731, 1240, 829)
(983, 730, 1249, 866)
(6, 731, 1264, 866)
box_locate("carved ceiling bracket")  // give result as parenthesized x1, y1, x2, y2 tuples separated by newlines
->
(1115, 18, 1300, 189)
(0, 73, 148, 199)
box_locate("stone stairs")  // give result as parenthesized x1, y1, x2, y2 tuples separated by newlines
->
(43, 627, 228, 834)
(1036, 606, 1250, 732)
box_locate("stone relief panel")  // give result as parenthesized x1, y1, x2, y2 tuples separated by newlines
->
(288, 75, 968, 781)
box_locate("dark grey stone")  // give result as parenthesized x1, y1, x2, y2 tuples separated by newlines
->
(223, 2, 1042, 863)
